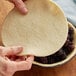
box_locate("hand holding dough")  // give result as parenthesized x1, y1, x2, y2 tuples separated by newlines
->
(0, 46, 34, 76)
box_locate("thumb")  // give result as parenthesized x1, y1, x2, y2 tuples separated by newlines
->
(3, 46, 23, 56)
(11, 0, 28, 14)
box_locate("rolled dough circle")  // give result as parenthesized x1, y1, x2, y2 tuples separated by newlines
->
(2, 0, 68, 57)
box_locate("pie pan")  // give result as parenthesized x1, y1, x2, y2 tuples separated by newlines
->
(33, 22, 76, 67)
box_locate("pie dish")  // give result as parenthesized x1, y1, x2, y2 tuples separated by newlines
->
(33, 22, 76, 67)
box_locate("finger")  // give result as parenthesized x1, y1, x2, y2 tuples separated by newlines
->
(12, 0, 28, 14)
(0, 56, 7, 63)
(0, 57, 7, 76)
(3, 46, 23, 56)
(13, 56, 34, 71)
(15, 61, 32, 71)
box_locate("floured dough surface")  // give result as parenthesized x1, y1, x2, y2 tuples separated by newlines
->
(2, 0, 68, 57)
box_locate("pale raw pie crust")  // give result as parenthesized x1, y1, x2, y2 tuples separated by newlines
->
(2, 0, 68, 56)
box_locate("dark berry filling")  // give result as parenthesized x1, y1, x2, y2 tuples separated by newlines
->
(34, 26, 75, 64)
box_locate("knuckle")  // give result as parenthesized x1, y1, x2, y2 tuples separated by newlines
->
(4, 62, 13, 73)
(2, 63, 9, 73)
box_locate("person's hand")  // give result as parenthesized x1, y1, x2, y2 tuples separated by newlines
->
(10, 0, 28, 14)
(0, 46, 34, 76)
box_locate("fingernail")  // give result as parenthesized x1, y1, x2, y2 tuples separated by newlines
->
(12, 46, 23, 53)
(13, 46, 23, 54)
(21, 8, 28, 14)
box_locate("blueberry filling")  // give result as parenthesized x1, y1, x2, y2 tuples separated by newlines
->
(34, 26, 75, 64)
